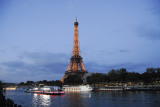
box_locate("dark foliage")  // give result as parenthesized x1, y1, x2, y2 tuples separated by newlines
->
(0, 81, 3, 93)
(64, 74, 83, 85)
(87, 68, 160, 84)
(87, 73, 108, 84)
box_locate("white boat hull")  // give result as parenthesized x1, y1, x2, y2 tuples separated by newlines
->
(63, 85, 92, 92)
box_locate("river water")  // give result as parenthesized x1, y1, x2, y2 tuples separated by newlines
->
(5, 90, 160, 107)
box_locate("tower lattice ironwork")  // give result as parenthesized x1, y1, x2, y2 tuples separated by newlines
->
(66, 19, 87, 73)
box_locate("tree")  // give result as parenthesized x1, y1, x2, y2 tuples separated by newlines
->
(142, 68, 156, 83)
(64, 74, 83, 85)
(26, 81, 34, 85)
(126, 72, 141, 82)
(157, 68, 160, 81)
(0, 81, 3, 93)
(87, 73, 108, 84)
(119, 68, 128, 82)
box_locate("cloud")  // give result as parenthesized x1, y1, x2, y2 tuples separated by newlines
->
(137, 25, 160, 40)
(106, 63, 147, 72)
(135, 0, 160, 40)
(0, 51, 152, 82)
(132, 0, 160, 40)
(86, 62, 148, 74)
(149, 0, 160, 16)
(0, 52, 69, 82)
(119, 49, 129, 53)
(98, 49, 130, 56)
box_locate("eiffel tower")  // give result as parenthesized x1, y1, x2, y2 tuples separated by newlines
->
(61, 19, 87, 83)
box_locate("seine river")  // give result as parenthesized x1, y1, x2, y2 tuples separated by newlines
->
(5, 90, 160, 107)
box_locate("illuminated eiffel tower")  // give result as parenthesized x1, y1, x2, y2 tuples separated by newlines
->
(67, 19, 87, 73)
(61, 19, 87, 83)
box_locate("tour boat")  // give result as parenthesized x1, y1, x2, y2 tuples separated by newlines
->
(25, 86, 64, 95)
(63, 85, 93, 92)
(98, 86, 124, 91)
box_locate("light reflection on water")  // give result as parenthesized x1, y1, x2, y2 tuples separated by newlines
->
(33, 94, 51, 107)
(32, 92, 92, 107)
(5, 90, 160, 107)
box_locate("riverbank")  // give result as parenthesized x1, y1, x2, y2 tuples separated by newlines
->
(0, 92, 22, 107)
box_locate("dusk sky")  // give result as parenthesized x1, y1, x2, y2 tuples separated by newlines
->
(0, 0, 160, 82)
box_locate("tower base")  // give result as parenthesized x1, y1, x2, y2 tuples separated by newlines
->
(62, 71, 88, 85)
